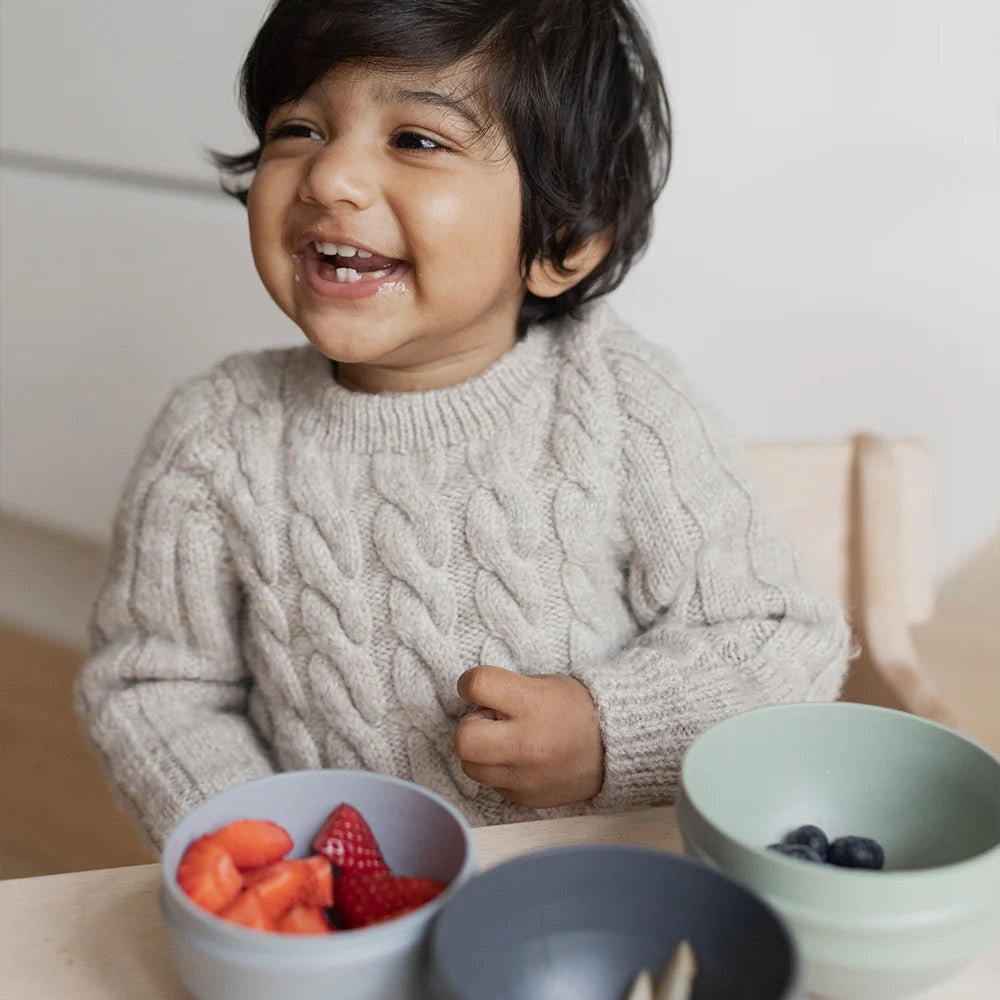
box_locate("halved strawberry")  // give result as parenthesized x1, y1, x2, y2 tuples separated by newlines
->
(312, 803, 389, 874)
(368, 901, 423, 926)
(208, 819, 293, 870)
(242, 859, 317, 919)
(337, 871, 447, 929)
(302, 853, 335, 908)
(276, 904, 336, 935)
(218, 889, 277, 931)
(176, 835, 243, 914)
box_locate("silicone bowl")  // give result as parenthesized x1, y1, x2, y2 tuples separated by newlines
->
(159, 770, 476, 1000)
(429, 844, 801, 1000)
(677, 702, 1000, 999)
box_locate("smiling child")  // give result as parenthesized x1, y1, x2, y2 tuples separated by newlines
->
(76, 0, 851, 849)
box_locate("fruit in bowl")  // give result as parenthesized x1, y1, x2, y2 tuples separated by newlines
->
(677, 702, 1000, 1000)
(159, 770, 476, 1000)
(175, 804, 446, 933)
(767, 823, 885, 869)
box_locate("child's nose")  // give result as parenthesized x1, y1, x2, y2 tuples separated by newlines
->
(298, 141, 377, 210)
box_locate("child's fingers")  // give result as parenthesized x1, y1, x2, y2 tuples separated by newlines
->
(454, 710, 514, 765)
(459, 759, 519, 791)
(468, 706, 502, 722)
(456, 664, 532, 715)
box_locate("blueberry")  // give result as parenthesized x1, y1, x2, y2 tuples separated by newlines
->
(785, 824, 829, 860)
(827, 835, 885, 870)
(767, 842, 825, 863)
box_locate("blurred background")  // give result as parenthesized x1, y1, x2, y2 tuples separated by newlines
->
(1, 0, 998, 875)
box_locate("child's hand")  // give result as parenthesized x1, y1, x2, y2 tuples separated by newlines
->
(455, 665, 604, 807)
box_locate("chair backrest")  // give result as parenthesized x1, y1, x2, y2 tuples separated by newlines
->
(746, 434, 951, 724)
(746, 436, 934, 625)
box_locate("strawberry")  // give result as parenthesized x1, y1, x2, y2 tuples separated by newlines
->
(242, 859, 317, 919)
(368, 902, 423, 926)
(277, 904, 336, 935)
(208, 819, 294, 870)
(312, 803, 389, 874)
(302, 853, 335, 908)
(337, 871, 447, 929)
(218, 889, 277, 931)
(176, 835, 243, 914)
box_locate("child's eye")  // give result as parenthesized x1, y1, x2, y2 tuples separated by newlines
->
(393, 132, 444, 151)
(266, 122, 323, 143)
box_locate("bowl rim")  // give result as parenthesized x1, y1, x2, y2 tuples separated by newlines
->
(159, 769, 478, 951)
(687, 701, 1000, 754)
(678, 702, 1000, 884)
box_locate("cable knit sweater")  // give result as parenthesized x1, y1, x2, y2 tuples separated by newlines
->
(75, 303, 850, 849)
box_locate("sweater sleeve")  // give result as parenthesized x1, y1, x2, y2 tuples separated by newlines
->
(571, 335, 852, 812)
(74, 370, 275, 851)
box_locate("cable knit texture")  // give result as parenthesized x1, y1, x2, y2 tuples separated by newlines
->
(76, 304, 850, 849)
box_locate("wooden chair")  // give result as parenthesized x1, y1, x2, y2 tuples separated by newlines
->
(747, 433, 955, 725)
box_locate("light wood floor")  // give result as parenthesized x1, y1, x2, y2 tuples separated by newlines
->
(0, 628, 154, 879)
(2, 540, 997, 880)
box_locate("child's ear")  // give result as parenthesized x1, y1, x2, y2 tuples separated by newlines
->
(525, 230, 614, 299)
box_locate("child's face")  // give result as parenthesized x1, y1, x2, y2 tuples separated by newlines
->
(247, 61, 527, 391)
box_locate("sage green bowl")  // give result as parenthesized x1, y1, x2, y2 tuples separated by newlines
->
(676, 703, 1000, 1000)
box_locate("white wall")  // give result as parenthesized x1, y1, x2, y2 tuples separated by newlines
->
(2, 0, 998, 646)
(609, 0, 1000, 578)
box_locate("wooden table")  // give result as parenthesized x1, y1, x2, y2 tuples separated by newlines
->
(1, 806, 996, 998)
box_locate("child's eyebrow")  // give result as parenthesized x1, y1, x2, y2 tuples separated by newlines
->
(383, 86, 486, 132)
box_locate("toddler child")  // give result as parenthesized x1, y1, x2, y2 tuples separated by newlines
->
(76, 0, 850, 850)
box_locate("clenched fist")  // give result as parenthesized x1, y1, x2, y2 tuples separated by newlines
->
(454, 665, 605, 807)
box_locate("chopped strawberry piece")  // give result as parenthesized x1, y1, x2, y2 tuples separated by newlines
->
(302, 854, 335, 908)
(369, 901, 423, 926)
(337, 871, 447, 929)
(218, 889, 277, 931)
(312, 803, 389, 873)
(276, 904, 335, 935)
(176, 835, 243, 914)
(208, 819, 293, 870)
(242, 859, 317, 919)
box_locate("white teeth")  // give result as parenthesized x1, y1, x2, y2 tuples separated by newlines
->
(313, 241, 374, 259)
(334, 267, 361, 283)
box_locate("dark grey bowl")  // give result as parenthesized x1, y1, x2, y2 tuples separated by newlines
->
(429, 844, 801, 1000)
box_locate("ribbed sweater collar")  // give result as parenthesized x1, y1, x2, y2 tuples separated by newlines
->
(286, 324, 558, 453)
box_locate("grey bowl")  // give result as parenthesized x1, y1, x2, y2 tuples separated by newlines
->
(159, 770, 477, 1000)
(676, 702, 1000, 999)
(429, 844, 801, 1000)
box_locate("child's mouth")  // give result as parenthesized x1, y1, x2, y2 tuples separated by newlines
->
(309, 241, 406, 286)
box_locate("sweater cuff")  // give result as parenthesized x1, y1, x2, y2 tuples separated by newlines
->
(574, 658, 709, 813)
(573, 614, 851, 812)
(132, 756, 275, 852)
